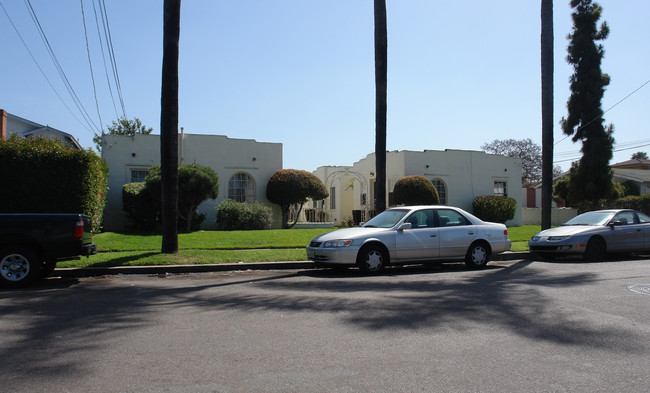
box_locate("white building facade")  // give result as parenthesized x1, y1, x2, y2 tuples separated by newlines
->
(101, 133, 283, 230)
(312, 149, 523, 226)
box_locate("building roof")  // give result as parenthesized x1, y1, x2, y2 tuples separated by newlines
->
(3, 110, 83, 150)
(611, 158, 650, 169)
(612, 168, 650, 183)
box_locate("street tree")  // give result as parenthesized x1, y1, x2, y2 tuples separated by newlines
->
(160, 0, 181, 253)
(561, 0, 616, 205)
(631, 151, 648, 160)
(374, 0, 387, 214)
(541, 0, 554, 229)
(266, 169, 328, 229)
(93, 117, 153, 152)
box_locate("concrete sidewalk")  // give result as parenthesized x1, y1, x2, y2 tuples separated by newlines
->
(54, 251, 531, 278)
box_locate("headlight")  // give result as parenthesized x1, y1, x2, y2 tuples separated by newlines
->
(548, 236, 569, 241)
(531, 236, 540, 241)
(323, 240, 354, 248)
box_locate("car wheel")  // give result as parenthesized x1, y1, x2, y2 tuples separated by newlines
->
(0, 247, 42, 287)
(583, 237, 606, 261)
(465, 242, 490, 269)
(357, 244, 387, 274)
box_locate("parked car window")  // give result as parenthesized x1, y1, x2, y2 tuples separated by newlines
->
(363, 209, 408, 228)
(638, 212, 650, 223)
(436, 209, 469, 227)
(612, 211, 636, 225)
(405, 210, 435, 228)
(564, 211, 615, 226)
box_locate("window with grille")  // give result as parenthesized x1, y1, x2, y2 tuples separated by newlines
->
(228, 172, 255, 202)
(130, 169, 149, 183)
(494, 181, 508, 197)
(431, 179, 447, 205)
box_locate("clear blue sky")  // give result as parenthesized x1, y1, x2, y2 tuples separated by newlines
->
(2, 1, 648, 172)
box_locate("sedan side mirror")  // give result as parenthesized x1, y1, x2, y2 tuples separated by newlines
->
(609, 220, 624, 227)
(398, 222, 412, 231)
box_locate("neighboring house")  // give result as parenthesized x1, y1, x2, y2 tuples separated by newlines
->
(101, 133, 283, 230)
(612, 159, 650, 195)
(0, 109, 83, 149)
(309, 149, 523, 227)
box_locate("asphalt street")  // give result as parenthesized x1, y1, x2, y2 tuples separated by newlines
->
(2, 257, 650, 392)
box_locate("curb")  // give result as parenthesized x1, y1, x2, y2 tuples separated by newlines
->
(54, 252, 531, 278)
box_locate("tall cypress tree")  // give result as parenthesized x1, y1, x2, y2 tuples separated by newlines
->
(561, 0, 616, 205)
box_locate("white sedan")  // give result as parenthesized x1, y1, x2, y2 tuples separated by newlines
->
(306, 205, 511, 274)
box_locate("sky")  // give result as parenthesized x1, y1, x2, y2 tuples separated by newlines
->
(1, 1, 649, 173)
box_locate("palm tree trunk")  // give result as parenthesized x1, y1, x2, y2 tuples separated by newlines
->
(160, 0, 181, 252)
(541, 0, 554, 230)
(374, 0, 387, 214)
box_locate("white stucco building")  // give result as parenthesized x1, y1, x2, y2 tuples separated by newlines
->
(101, 133, 283, 230)
(311, 149, 523, 226)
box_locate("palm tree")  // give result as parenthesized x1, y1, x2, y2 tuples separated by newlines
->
(541, 0, 553, 230)
(374, 0, 387, 214)
(160, 0, 181, 253)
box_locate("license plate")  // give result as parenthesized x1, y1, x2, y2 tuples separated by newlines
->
(307, 249, 315, 259)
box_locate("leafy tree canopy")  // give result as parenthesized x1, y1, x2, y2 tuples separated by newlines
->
(481, 138, 562, 185)
(93, 117, 153, 151)
(266, 169, 328, 228)
(631, 151, 648, 160)
(392, 175, 439, 205)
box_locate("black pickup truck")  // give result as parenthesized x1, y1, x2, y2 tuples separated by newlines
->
(0, 214, 97, 287)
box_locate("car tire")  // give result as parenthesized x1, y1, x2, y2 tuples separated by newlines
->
(583, 237, 606, 262)
(0, 247, 42, 288)
(465, 241, 490, 269)
(357, 244, 387, 274)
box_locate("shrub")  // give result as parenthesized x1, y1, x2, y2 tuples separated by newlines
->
(122, 182, 160, 230)
(392, 175, 439, 205)
(217, 199, 273, 230)
(0, 135, 107, 232)
(576, 194, 650, 215)
(472, 195, 517, 223)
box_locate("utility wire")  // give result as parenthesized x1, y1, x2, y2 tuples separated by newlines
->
(555, 78, 650, 146)
(0, 0, 93, 134)
(24, 0, 100, 135)
(91, 0, 119, 119)
(99, 0, 127, 118)
(81, 0, 103, 133)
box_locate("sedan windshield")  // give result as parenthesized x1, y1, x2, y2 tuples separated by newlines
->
(564, 211, 616, 226)
(363, 209, 409, 228)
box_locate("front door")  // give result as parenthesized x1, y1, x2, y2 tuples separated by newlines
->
(395, 209, 439, 261)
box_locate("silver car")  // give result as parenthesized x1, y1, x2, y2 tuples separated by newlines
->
(306, 205, 511, 274)
(529, 209, 650, 261)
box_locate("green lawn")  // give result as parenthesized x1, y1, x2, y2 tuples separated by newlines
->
(58, 226, 539, 268)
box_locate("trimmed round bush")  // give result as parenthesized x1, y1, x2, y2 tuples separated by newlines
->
(392, 175, 439, 205)
(217, 199, 273, 230)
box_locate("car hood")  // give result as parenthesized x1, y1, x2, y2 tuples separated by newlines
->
(536, 225, 599, 237)
(313, 227, 390, 242)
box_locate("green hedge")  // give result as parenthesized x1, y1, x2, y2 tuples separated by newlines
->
(122, 182, 160, 230)
(472, 195, 517, 223)
(576, 194, 650, 215)
(0, 136, 107, 231)
(217, 199, 272, 230)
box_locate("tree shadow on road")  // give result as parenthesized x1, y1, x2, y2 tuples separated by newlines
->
(0, 260, 645, 388)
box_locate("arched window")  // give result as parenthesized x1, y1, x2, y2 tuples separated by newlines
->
(228, 172, 255, 202)
(431, 179, 447, 205)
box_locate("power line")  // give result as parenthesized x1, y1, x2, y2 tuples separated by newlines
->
(98, 0, 127, 118)
(554, 78, 650, 146)
(24, 0, 101, 135)
(91, 0, 119, 119)
(0, 0, 93, 134)
(80, 0, 103, 133)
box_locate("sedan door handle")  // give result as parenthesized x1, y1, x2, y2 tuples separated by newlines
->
(468, 232, 474, 235)
(430, 234, 437, 237)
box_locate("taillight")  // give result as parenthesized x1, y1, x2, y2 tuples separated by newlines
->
(504, 229, 509, 236)
(73, 219, 84, 238)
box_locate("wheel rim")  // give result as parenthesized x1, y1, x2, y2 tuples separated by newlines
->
(1, 254, 30, 282)
(471, 246, 487, 265)
(365, 250, 383, 272)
